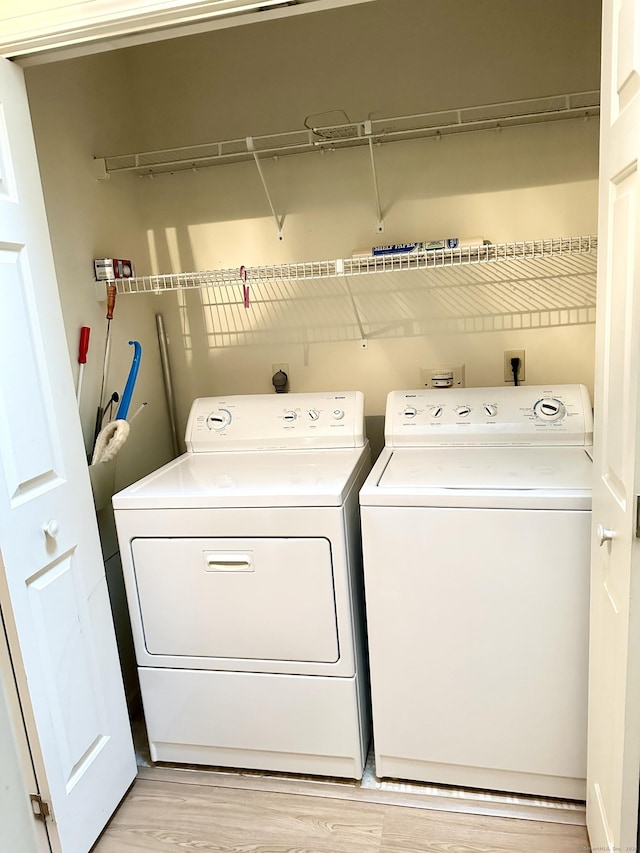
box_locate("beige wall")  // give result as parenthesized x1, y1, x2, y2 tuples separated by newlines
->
(137, 128, 598, 432)
(25, 51, 175, 489)
(123, 0, 601, 149)
(25, 0, 602, 471)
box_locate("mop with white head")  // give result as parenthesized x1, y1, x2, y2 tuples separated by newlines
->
(91, 419, 130, 465)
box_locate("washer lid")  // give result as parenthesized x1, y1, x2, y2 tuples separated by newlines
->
(380, 446, 592, 489)
(361, 446, 592, 509)
(113, 445, 369, 509)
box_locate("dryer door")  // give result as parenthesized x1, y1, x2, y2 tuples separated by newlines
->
(131, 537, 339, 663)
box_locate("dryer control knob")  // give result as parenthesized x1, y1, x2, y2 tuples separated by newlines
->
(429, 405, 443, 418)
(283, 410, 297, 422)
(484, 404, 498, 417)
(533, 398, 566, 422)
(455, 405, 471, 417)
(403, 406, 418, 418)
(332, 409, 345, 420)
(206, 409, 232, 430)
(308, 409, 320, 421)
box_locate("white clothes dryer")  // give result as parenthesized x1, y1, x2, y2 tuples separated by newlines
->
(113, 391, 371, 779)
(359, 385, 592, 799)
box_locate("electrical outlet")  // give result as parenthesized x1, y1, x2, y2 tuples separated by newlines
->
(504, 350, 525, 383)
(420, 364, 465, 388)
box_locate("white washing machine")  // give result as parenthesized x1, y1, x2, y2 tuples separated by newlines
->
(359, 384, 592, 800)
(113, 391, 371, 779)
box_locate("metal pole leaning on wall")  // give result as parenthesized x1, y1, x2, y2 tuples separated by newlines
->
(156, 313, 181, 457)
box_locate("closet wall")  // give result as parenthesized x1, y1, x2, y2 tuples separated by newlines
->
(24, 0, 602, 489)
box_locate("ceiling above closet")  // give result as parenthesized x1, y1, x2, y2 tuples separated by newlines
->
(6, 0, 377, 64)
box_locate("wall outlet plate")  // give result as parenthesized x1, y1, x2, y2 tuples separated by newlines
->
(271, 363, 289, 392)
(420, 364, 465, 388)
(504, 350, 525, 382)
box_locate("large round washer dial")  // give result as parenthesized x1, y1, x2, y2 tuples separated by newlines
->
(206, 408, 232, 430)
(533, 398, 566, 422)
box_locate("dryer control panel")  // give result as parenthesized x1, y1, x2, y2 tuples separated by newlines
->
(185, 391, 366, 451)
(386, 384, 593, 447)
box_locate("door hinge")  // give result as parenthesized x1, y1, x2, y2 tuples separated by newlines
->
(636, 495, 640, 538)
(30, 794, 50, 822)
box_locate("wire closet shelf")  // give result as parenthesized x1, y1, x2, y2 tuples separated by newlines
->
(115, 236, 598, 348)
(98, 91, 600, 177)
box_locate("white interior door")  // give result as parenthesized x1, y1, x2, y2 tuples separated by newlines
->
(0, 56, 136, 853)
(587, 1, 640, 848)
(0, 602, 50, 853)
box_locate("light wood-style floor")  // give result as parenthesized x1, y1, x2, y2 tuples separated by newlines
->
(93, 771, 591, 853)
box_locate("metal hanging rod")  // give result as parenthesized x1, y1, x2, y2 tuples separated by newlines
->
(95, 90, 599, 179)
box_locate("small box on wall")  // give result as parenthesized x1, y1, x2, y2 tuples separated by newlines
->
(94, 258, 134, 280)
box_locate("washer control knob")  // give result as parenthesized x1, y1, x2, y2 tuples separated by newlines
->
(308, 409, 320, 421)
(403, 406, 418, 418)
(206, 409, 232, 430)
(332, 409, 345, 420)
(484, 404, 498, 417)
(455, 405, 471, 418)
(429, 405, 443, 419)
(283, 410, 297, 422)
(533, 398, 566, 421)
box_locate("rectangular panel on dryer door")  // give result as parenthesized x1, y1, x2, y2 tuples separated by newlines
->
(131, 537, 339, 663)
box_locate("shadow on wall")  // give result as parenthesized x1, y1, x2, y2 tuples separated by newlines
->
(136, 121, 600, 244)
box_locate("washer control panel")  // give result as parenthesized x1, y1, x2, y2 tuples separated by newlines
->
(386, 385, 593, 447)
(186, 391, 365, 452)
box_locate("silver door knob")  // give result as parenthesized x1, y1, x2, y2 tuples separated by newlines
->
(597, 523, 615, 546)
(43, 520, 59, 539)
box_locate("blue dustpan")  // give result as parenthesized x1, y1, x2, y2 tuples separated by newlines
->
(116, 341, 142, 420)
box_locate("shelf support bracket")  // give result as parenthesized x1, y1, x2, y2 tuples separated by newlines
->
(337, 259, 368, 340)
(246, 137, 284, 241)
(93, 158, 109, 181)
(365, 122, 384, 233)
